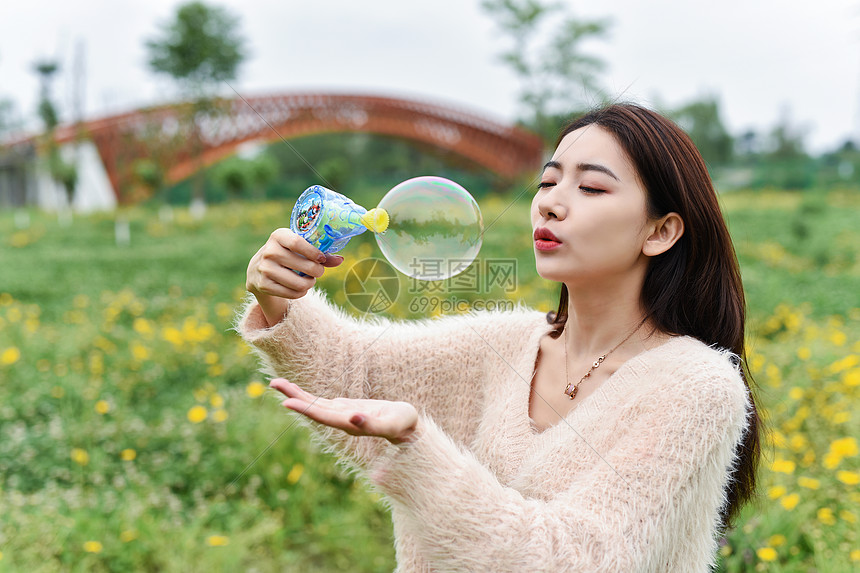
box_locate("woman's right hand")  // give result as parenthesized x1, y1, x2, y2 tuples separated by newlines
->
(246, 229, 344, 326)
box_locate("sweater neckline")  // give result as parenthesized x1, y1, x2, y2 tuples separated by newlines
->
(521, 322, 687, 436)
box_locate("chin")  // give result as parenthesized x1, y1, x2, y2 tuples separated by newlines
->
(534, 260, 567, 282)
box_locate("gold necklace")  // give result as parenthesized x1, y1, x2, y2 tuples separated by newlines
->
(563, 317, 647, 400)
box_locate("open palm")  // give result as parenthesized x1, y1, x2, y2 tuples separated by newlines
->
(269, 378, 419, 445)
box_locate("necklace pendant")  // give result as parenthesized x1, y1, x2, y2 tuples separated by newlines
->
(564, 383, 578, 399)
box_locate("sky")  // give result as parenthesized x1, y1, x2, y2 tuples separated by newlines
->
(0, 0, 858, 153)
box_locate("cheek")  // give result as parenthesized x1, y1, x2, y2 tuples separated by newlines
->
(579, 205, 647, 258)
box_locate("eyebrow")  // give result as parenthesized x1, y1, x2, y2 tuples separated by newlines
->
(542, 160, 620, 182)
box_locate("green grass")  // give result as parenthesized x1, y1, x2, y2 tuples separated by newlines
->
(0, 187, 858, 571)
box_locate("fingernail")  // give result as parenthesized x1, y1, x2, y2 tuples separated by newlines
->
(350, 414, 365, 425)
(317, 253, 327, 263)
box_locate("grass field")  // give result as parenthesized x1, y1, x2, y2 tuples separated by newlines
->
(0, 187, 858, 572)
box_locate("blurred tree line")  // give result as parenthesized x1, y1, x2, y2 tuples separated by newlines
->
(481, 0, 860, 192)
(3, 0, 858, 208)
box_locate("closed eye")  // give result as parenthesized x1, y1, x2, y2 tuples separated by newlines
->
(536, 181, 555, 191)
(580, 186, 605, 195)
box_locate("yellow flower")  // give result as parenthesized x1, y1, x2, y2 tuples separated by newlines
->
(162, 327, 183, 347)
(830, 330, 847, 346)
(789, 434, 807, 451)
(828, 354, 859, 373)
(133, 317, 154, 336)
(287, 463, 304, 484)
(767, 485, 786, 500)
(83, 541, 103, 553)
(212, 409, 228, 423)
(796, 347, 811, 361)
(210, 393, 224, 408)
(765, 363, 782, 386)
(771, 458, 796, 474)
(1, 346, 21, 366)
(215, 302, 232, 319)
(831, 437, 858, 457)
(120, 530, 138, 543)
(767, 534, 786, 547)
(817, 507, 836, 526)
(797, 476, 820, 490)
(780, 493, 800, 510)
(840, 510, 857, 524)
(852, 549, 860, 562)
(95, 400, 110, 415)
(833, 412, 850, 424)
(756, 547, 777, 561)
(823, 452, 841, 469)
(121, 449, 137, 461)
(205, 351, 219, 365)
(206, 535, 229, 547)
(788, 387, 804, 400)
(843, 369, 860, 387)
(187, 406, 207, 424)
(71, 448, 89, 466)
(131, 342, 149, 361)
(246, 381, 266, 398)
(836, 471, 860, 485)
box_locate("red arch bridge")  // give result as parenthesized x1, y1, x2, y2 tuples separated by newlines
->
(0, 92, 545, 210)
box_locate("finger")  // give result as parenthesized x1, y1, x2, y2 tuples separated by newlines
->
(269, 378, 316, 401)
(322, 254, 344, 268)
(271, 228, 327, 265)
(260, 248, 325, 279)
(269, 379, 337, 409)
(281, 398, 362, 433)
(257, 260, 319, 290)
(254, 274, 315, 299)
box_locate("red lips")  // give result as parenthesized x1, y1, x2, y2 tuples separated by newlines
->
(533, 227, 561, 242)
(533, 227, 563, 251)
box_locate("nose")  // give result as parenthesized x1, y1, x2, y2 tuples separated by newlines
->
(535, 186, 566, 221)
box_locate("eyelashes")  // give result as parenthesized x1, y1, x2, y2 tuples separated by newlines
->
(535, 182, 605, 195)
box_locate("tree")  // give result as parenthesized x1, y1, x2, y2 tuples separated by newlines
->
(146, 2, 246, 95)
(145, 1, 247, 207)
(669, 95, 734, 168)
(32, 59, 78, 207)
(481, 0, 610, 143)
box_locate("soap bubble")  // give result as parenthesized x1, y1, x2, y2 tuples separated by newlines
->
(375, 176, 483, 281)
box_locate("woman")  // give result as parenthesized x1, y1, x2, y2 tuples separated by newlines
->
(238, 104, 761, 572)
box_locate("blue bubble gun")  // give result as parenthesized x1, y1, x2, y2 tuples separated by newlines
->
(289, 185, 389, 275)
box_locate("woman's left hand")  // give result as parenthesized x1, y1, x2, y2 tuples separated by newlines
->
(269, 378, 420, 445)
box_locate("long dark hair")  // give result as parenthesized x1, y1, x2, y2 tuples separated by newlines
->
(546, 103, 760, 529)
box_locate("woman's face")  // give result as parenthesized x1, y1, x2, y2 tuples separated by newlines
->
(530, 125, 654, 286)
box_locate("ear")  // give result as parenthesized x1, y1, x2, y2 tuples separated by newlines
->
(642, 212, 684, 257)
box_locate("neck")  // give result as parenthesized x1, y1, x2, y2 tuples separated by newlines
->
(563, 274, 649, 360)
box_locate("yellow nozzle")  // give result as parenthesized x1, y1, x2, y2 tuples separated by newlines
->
(361, 208, 389, 233)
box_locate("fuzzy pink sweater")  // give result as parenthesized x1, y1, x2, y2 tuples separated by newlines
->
(236, 288, 751, 572)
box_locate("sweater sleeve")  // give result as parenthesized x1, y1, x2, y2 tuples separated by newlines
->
(367, 360, 752, 572)
(235, 288, 542, 470)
